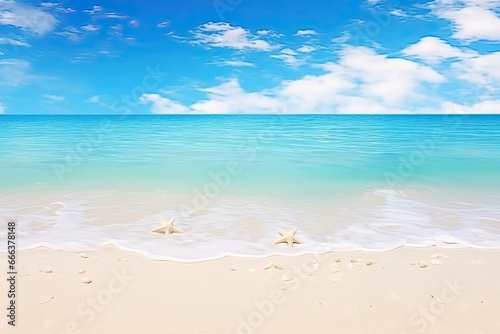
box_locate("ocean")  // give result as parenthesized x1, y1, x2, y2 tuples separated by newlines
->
(1, 115, 499, 261)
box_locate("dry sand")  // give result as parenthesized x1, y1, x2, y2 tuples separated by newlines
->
(1, 246, 500, 334)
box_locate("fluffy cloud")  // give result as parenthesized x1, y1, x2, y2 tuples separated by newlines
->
(431, 0, 500, 41)
(81, 24, 100, 32)
(138, 94, 190, 114)
(191, 79, 281, 114)
(402, 36, 474, 64)
(0, 0, 57, 35)
(294, 29, 317, 37)
(297, 45, 316, 53)
(453, 52, 500, 85)
(441, 100, 500, 114)
(0, 102, 5, 113)
(191, 22, 274, 51)
(333, 47, 445, 105)
(141, 46, 446, 114)
(270, 48, 302, 67)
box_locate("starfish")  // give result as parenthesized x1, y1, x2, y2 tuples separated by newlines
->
(274, 227, 303, 248)
(152, 217, 183, 235)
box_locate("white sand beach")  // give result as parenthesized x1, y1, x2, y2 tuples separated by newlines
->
(1, 246, 499, 334)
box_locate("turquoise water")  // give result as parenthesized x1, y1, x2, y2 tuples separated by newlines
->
(0, 115, 499, 260)
(1, 115, 500, 194)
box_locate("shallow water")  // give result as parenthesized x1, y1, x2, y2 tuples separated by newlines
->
(0, 115, 499, 261)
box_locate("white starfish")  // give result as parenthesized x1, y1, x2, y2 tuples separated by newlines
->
(274, 227, 303, 248)
(152, 217, 183, 235)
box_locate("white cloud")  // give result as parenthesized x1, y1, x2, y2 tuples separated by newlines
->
(140, 47, 447, 114)
(40, 2, 74, 14)
(278, 69, 355, 113)
(402, 36, 475, 64)
(43, 94, 64, 102)
(367, 0, 382, 4)
(139, 94, 190, 114)
(0, 37, 30, 47)
(270, 54, 301, 67)
(334, 47, 445, 104)
(297, 45, 316, 53)
(191, 79, 281, 114)
(453, 52, 500, 85)
(443, 6, 500, 41)
(83, 5, 103, 14)
(157, 21, 170, 28)
(441, 100, 500, 114)
(219, 60, 254, 67)
(332, 32, 351, 44)
(0, 102, 5, 113)
(0, 0, 57, 35)
(390, 9, 408, 17)
(431, 0, 500, 41)
(129, 19, 139, 27)
(54, 25, 81, 41)
(294, 29, 317, 37)
(271, 48, 303, 67)
(106, 12, 128, 19)
(191, 22, 274, 51)
(0, 58, 32, 86)
(280, 48, 298, 55)
(81, 24, 100, 32)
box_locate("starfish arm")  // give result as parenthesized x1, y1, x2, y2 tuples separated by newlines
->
(152, 226, 165, 233)
(277, 228, 287, 236)
(274, 236, 288, 244)
(165, 226, 183, 235)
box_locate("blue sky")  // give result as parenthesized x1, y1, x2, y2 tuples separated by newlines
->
(0, 0, 499, 114)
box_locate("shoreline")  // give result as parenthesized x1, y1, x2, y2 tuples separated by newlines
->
(1, 245, 499, 333)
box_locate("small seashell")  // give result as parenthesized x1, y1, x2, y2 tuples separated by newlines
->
(80, 253, 89, 259)
(430, 259, 442, 265)
(82, 278, 92, 284)
(78, 270, 85, 274)
(418, 260, 428, 268)
(281, 272, 294, 281)
(335, 258, 341, 263)
(366, 260, 375, 266)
